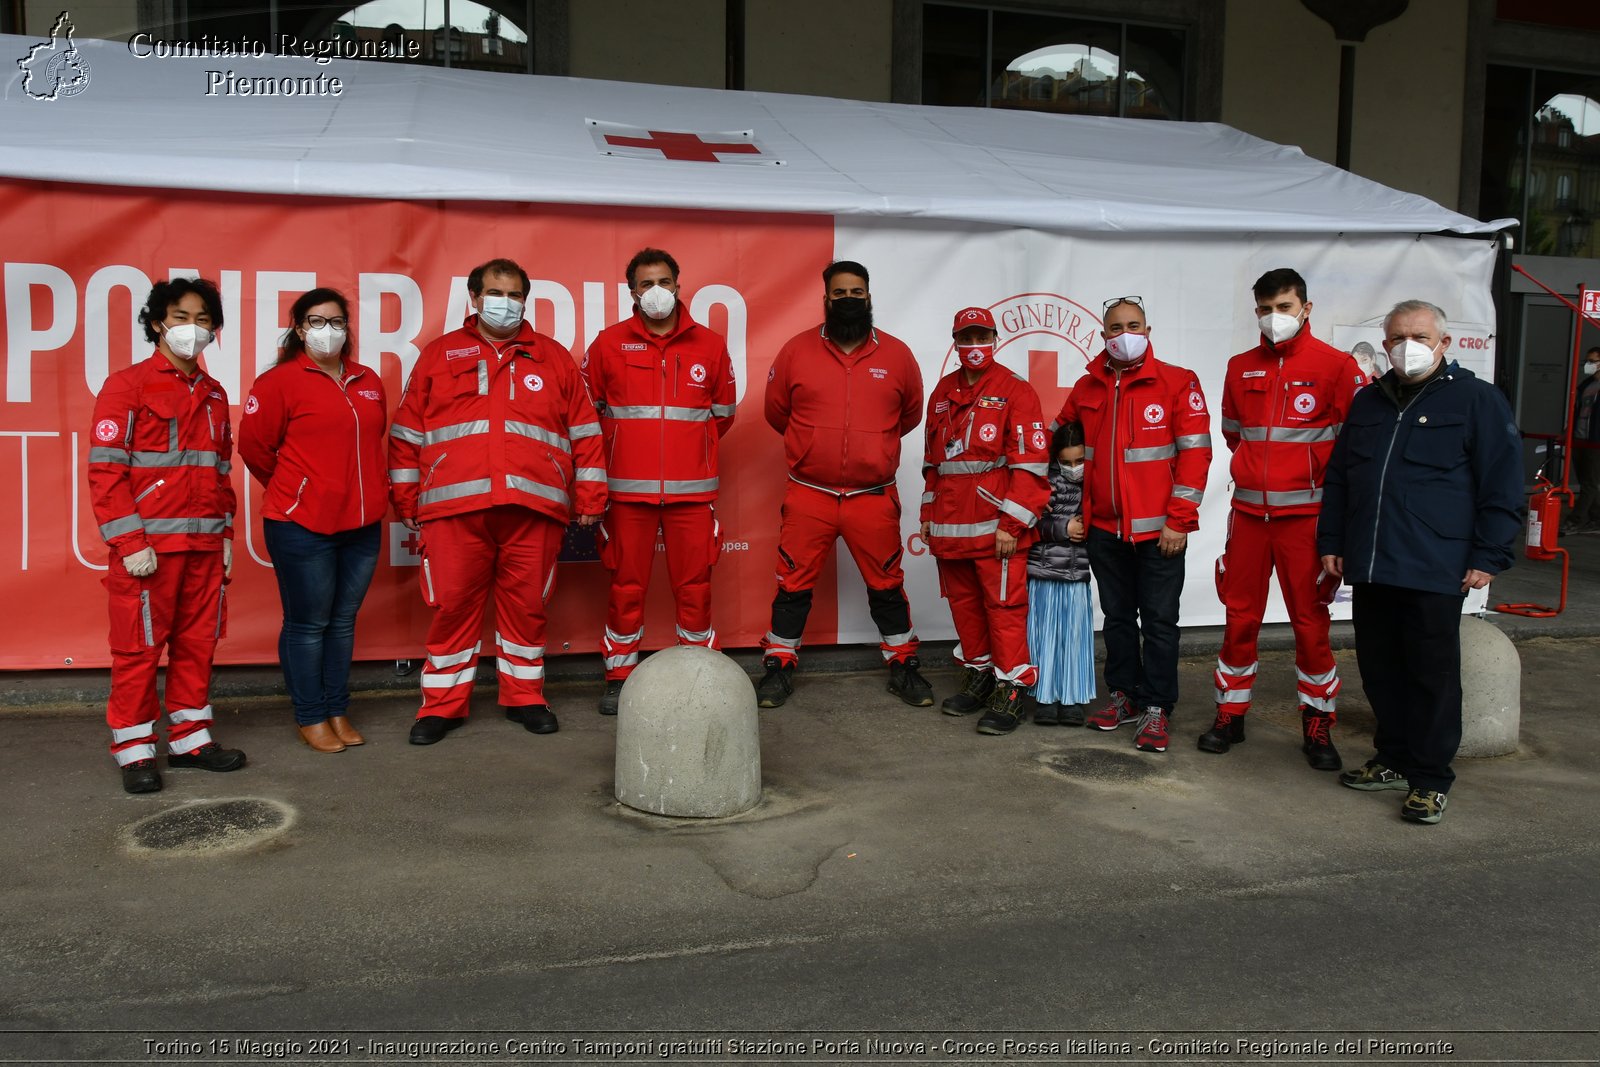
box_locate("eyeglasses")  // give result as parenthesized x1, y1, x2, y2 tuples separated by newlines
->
(1102, 296, 1144, 312)
(303, 315, 348, 330)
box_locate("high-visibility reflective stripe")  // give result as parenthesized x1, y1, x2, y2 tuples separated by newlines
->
(710, 404, 736, 418)
(1297, 666, 1339, 687)
(1172, 485, 1204, 504)
(763, 632, 802, 649)
(570, 422, 601, 439)
(937, 459, 1005, 475)
(420, 479, 492, 506)
(1238, 426, 1269, 442)
(476, 360, 489, 396)
(664, 406, 712, 422)
(143, 517, 227, 534)
(110, 722, 157, 743)
(1083, 445, 1096, 460)
(605, 405, 658, 419)
(1215, 660, 1257, 677)
(608, 477, 717, 494)
(879, 629, 916, 647)
(920, 492, 935, 505)
(1125, 444, 1176, 462)
(89, 447, 130, 464)
(1130, 515, 1168, 534)
(666, 477, 717, 494)
(217, 461, 232, 476)
(429, 644, 480, 669)
(422, 666, 477, 688)
(604, 652, 640, 669)
(100, 515, 144, 539)
(1216, 688, 1253, 704)
(224, 512, 234, 528)
(1234, 487, 1323, 506)
(676, 625, 715, 644)
(1300, 692, 1337, 712)
(994, 662, 1035, 683)
(1010, 462, 1050, 476)
(496, 659, 544, 680)
(168, 704, 213, 725)
(423, 420, 490, 446)
(113, 743, 158, 766)
(929, 519, 999, 538)
(504, 475, 570, 507)
(574, 467, 606, 483)
(952, 643, 992, 668)
(1175, 433, 1212, 450)
(131, 449, 221, 468)
(998, 499, 1036, 527)
(167, 728, 214, 754)
(604, 626, 645, 646)
(504, 420, 571, 451)
(390, 424, 425, 445)
(389, 468, 420, 483)
(495, 633, 544, 660)
(1238, 425, 1341, 444)
(1220, 417, 1241, 434)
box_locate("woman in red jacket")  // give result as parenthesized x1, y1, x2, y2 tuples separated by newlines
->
(239, 288, 390, 753)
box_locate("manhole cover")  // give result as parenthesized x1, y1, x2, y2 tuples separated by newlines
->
(1038, 748, 1158, 782)
(124, 798, 294, 855)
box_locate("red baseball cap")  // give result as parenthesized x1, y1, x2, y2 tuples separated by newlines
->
(951, 307, 996, 337)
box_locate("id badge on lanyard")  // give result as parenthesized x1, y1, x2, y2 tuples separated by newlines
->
(944, 406, 976, 460)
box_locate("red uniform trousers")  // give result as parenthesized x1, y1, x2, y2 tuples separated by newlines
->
(105, 550, 225, 766)
(417, 505, 565, 719)
(937, 553, 1037, 686)
(762, 481, 918, 665)
(600, 500, 720, 680)
(1214, 511, 1340, 716)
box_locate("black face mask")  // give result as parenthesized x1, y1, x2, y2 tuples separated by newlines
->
(825, 297, 872, 343)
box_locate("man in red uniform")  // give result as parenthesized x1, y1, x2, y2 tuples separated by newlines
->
(89, 277, 247, 794)
(920, 307, 1051, 734)
(1053, 296, 1212, 753)
(389, 258, 606, 743)
(758, 260, 932, 709)
(1205, 268, 1365, 770)
(582, 248, 737, 715)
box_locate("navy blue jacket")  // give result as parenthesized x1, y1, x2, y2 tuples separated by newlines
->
(1316, 363, 1523, 596)
(1027, 460, 1091, 583)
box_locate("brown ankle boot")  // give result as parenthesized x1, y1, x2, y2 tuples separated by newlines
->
(327, 716, 365, 746)
(299, 721, 346, 753)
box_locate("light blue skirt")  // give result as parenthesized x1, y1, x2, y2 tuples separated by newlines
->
(1027, 577, 1096, 705)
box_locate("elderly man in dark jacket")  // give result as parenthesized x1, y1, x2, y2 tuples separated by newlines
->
(1317, 300, 1523, 825)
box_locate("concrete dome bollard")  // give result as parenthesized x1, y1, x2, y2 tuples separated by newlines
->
(613, 645, 762, 817)
(1458, 615, 1521, 757)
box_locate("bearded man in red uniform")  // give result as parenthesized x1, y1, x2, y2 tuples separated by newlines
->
(758, 261, 932, 709)
(1205, 268, 1366, 770)
(582, 248, 737, 716)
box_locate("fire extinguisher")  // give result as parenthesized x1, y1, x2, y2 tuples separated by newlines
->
(1525, 481, 1563, 561)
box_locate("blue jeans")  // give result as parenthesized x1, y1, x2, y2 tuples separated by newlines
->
(1086, 526, 1185, 713)
(263, 520, 381, 725)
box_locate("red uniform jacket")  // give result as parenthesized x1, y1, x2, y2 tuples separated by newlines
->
(388, 317, 605, 525)
(88, 353, 236, 557)
(920, 364, 1051, 559)
(1221, 329, 1365, 517)
(238, 354, 390, 535)
(581, 307, 736, 504)
(765, 326, 923, 492)
(1053, 344, 1212, 543)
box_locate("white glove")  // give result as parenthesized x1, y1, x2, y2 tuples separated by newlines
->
(223, 540, 233, 579)
(124, 547, 158, 578)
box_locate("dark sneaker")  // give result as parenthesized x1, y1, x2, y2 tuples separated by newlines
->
(598, 680, 624, 716)
(1059, 703, 1087, 727)
(167, 742, 246, 772)
(1032, 700, 1060, 726)
(1085, 691, 1137, 731)
(756, 656, 795, 709)
(1400, 787, 1448, 824)
(976, 681, 1026, 735)
(120, 758, 162, 794)
(887, 656, 935, 707)
(1339, 759, 1409, 791)
(1134, 707, 1170, 752)
(941, 666, 995, 716)
(1198, 709, 1246, 753)
(1300, 708, 1342, 771)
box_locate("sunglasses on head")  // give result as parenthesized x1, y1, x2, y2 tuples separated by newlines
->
(1102, 295, 1144, 312)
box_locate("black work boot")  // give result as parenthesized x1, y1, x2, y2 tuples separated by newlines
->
(1197, 708, 1247, 753)
(941, 667, 995, 716)
(1301, 707, 1342, 771)
(976, 681, 1027, 735)
(756, 656, 795, 709)
(887, 655, 935, 707)
(598, 679, 624, 716)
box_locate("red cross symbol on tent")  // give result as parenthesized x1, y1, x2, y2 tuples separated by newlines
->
(602, 129, 763, 163)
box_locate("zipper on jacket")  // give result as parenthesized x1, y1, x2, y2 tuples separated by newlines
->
(132, 478, 166, 505)
(1366, 376, 1445, 578)
(423, 454, 446, 490)
(285, 477, 309, 515)
(214, 586, 227, 639)
(1109, 372, 1122, 537)
(1262, 356, 1284, 516)
(139, 589, 153, 645)
(660, 350, 669, 502)
(337, 372, 367, 528)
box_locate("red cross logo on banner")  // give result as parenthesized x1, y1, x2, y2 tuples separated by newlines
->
(588, 119, 780, 166)
(605, 130, 760, 162)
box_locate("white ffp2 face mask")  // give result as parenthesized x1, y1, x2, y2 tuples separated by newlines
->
(1106, 332, 1149, 363)
(1258, 311, 1304, 345)
(1584, 362, 1599, 377)
(477, 295, 525, 332)
(304, 324, 347, 357)
(1389, 339, 1439, 378)
(163, 323, 214, 358)
(637, 285, 677, 320)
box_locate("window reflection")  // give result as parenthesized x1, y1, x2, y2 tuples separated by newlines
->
(336, 1, 531, 72)
(1483, 67, 1598, 258)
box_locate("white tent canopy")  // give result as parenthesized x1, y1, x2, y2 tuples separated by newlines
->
(2, 33, 1510, 236)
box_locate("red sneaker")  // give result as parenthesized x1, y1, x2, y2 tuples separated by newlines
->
(1085, 691, 1138, 731)
(1134, 707, 1170, 753)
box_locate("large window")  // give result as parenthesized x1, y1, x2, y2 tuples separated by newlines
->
(1481, 65, 1600, 257)
(921, 4, 1187, 120)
